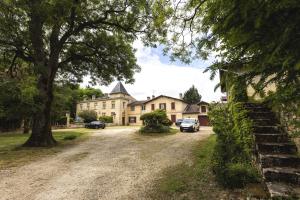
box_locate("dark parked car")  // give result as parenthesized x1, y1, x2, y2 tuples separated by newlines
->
(175, 119, 183, 126)
(85, 121, 106, 129)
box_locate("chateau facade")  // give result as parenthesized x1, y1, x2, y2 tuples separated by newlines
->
(76, 82, 209, 126)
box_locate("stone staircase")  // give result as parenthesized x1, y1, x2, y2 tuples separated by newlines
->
(244, 103, 300, 198)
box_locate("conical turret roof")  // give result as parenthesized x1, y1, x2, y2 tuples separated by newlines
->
(110, 82, 130, 95)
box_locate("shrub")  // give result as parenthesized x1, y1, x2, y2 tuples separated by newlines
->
(140, 125, 170, 133)
(222, 163, 259, 188)
(140, 109, 172, 133)
(99, 116, 113, 123)
(56, 116, 67, 125)
(63, 135, 77, 140)
(78, 110, 97, 123)
(209, 102, 258, 188)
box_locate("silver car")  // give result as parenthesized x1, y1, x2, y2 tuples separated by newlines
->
(180, 118, 200, 132)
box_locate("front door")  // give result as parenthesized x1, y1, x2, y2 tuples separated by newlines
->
(171, 115, 176, 123)
(122, 117, 125, 125)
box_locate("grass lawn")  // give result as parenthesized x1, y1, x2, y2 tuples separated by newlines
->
(0, 128, 92, 170)
(149, 135, 268, 199)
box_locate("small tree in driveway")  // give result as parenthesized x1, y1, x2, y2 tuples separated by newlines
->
(140, 110, 172, 133)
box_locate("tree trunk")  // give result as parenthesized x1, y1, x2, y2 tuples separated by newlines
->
(23, 76, 57, 147)
(23, 118, 30, 134)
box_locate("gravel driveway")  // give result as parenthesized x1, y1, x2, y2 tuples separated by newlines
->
(0, 127, 213, 200)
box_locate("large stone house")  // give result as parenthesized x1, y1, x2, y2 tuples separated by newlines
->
(76, 82, 209, 126)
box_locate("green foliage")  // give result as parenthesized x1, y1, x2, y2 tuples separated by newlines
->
(78, 87, 103, 100)
(52, 84, 103, 122)
(63, 135, 77, 140)
(140, 109, 172, 133)
(99, 116, 113, 123)
(78, 110, 97, 123)
(160, 0, 300, 134)
(0, 73, 37, 131)
(266, 84, 300, 137)
(183, 85, 202, 104)
(223, 163, 259, 188)
(0, 0, 168, 145)
(209, 102, 258, 188)
(140, 125, 170, 134)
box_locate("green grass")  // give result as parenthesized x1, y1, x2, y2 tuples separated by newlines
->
(0, 129, 92, 169)
(149, 135, 268, 199)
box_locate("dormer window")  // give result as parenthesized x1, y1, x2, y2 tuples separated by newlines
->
(201, 106, 207, 113)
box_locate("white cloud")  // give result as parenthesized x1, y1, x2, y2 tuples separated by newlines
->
(82, 40, 224, 102)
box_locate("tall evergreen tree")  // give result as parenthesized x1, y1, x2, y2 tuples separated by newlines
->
(183, 85, 201, 104)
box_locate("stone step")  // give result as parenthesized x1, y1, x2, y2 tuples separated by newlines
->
(259, 154, 300, 168)
(244, 106, 271, 112)
(263, 167, 300, 185)
(243, 102, 268, 108)
(256, 143, 297, 154)
(252, 118, 278, 126)
(266, 182, 300, 198)
(248, 111, 276, 120)
(253, 125, 280, 133)
(255, 133, 289, 143)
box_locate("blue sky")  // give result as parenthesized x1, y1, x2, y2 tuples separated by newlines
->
(82, 41, 223, 102)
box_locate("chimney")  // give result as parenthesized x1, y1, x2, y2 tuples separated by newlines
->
(152, 95, 155, 99)
(92, 95, 96, 100)
(179, 93, 183, 99)
(147, 96, 150, 100)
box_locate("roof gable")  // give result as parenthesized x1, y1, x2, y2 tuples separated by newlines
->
(144, 95, 186, 104)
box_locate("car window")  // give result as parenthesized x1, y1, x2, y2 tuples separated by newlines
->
(182, 119, 195, 124)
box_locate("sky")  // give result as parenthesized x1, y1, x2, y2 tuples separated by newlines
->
(82, 40, 224, 102)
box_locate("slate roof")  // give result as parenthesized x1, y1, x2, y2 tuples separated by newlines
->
(110, 82, 130, 95)
(183, 104, 200, 114)
(198, 101, 209, 105)
(128, 100, 147, 106)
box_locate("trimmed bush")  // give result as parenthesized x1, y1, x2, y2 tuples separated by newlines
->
(140, 109, 172, 133)
(140, 125, 170, 133)
(78, 110, 97, 123)
(99, 116, 113, 123)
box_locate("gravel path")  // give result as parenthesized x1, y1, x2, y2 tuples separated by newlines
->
(0, 127, 213, 200)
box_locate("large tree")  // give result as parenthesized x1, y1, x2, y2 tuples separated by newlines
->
(183, 85, 201, 104)
(0, 0, 168, 146)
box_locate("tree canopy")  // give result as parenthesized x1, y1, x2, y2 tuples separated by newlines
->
(159, 0, 300, 101)
(183, 85, 201, 104)
(0, 0, 169, 146)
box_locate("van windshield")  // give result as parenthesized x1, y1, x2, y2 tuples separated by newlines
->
(182, 119, 195, 124)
